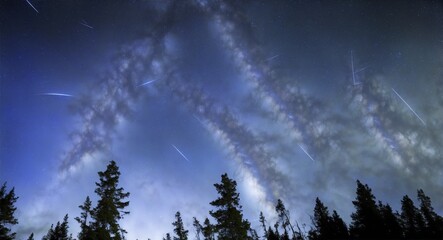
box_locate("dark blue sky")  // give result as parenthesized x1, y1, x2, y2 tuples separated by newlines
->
(1, 0, 443, 239)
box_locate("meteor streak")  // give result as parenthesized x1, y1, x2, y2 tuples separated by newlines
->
(392, 88, 426, 126)
(37, 93, 73, 97)
(80, 20, 93, 29)
(193, 115, 206, 127)
(25, 0, 39, 13)
(137, 80, 156, 87)
(298, 144, 314, 162)
(265, 54, 279, 62)
(171, 144, 190, 162)
(355, 66, 369, 74)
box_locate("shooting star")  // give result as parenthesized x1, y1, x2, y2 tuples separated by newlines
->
(172, 144, 190, 162)
(37, 93, 74, 97)
(298, 144, 314, 162)
(80, 19, 93, 29)
(392, 88, 426, 126)
(193, 115, 206, 127)
(355, 65, 369, 74)
(265, 54, 279, 62)
(137, 80, 156, 87)
(25, 0, 39, 13)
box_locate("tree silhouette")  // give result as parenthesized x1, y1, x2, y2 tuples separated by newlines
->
(308, 198, 348, 240)
(163, 233, 172, 240)
(330, 210, 348, 239)
(249, 228, 259, 240)
(349, 180, 384, 239)
(209, 173, 250, 240)
(192, 217, 202, 240)
(308, 198, 333, 240)
(378, 202, 403, 239)
(92, 160, 130, 240)
(27, 233, 34, 240)
(259, 212, 268, 239)
(172, 211, 188, 240)
(0, 182, 18, 240)
(417, 189, 443, 238)
(75, 196, 93, 240)
(400, 195, 425, 239)
(42, 214, 72, 240)
(4, 166, 443, 240)
(266, 226, 279, 240)
(202, 218, 215, 240)
(275, 199, 303, 240)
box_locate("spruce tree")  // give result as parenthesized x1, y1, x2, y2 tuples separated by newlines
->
(42, 214, 71, 240)
(400, 195, 425, 239)
(209, 173, 250, 240)
(172, 211, 188, 240)
(417, 189, 443, 238)
(27, 233, 34, 240)
(249, 228, 259, 240)
(308, 198, 348, 240)
(330, 210, 348, 239)
(0, 182, 18, 240)
(378, 202, 403, 239)
(349, 180, 384, 239)
(92, 160, 130, 240)
(308, 198, 333, 240)
(192, 217, 202, 240)
(42, 224, 55, 240)
(266, 226, 279, 240)
(275, 199, 302, 239)
(259, 212, 268, 239)
(59, 214, 70, 240)
(75, 196, 93, 240)
(163, 233, 172, 240)
(202, 218, 215, 240)
(272, 222, 281, 240)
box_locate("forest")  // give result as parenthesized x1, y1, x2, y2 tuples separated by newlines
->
(1, 160, 442, 240)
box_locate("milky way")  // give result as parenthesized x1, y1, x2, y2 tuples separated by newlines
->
(58, 0, 443, 216)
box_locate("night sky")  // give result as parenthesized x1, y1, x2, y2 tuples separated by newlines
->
(1, 0, 443, 239)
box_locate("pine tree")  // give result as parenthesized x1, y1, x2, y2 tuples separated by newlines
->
(172, 211, 188, 240)
(417, 189, 443, 238)
(330, 210, 348, 239)
(378, 202, 403, 239)
(266, 226, 279, 240)
(349, 180, 384, 239)
(202, 218, 215, 240)
(249, 228, 259, 240)
(42, 224, 55, 240)
(275, 199, 302, 239)
(308, 198, 348, 240)
(163, 233, 172, 240)
(192, 217, 202, 240)
(259, 212, 268, 239)
(209, 173, 250, 240)
(75, 196, 93, 240)
(92, 160, 130, 240)
(400, 195, 425, 239)
(0, 182, 19, 240)
(42, 214, 71, 240)
(27, 233, 34, 240)
(308, 198, 333, 240)
(59, 214, 70, 240)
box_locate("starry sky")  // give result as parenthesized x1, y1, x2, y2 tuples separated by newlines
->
(1, 0, 443, 239)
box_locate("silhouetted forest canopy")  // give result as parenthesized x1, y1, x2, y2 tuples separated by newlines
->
(1, 161, 442, 240)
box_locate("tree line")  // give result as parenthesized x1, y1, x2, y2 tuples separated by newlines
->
(1, 160, 442, 239)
